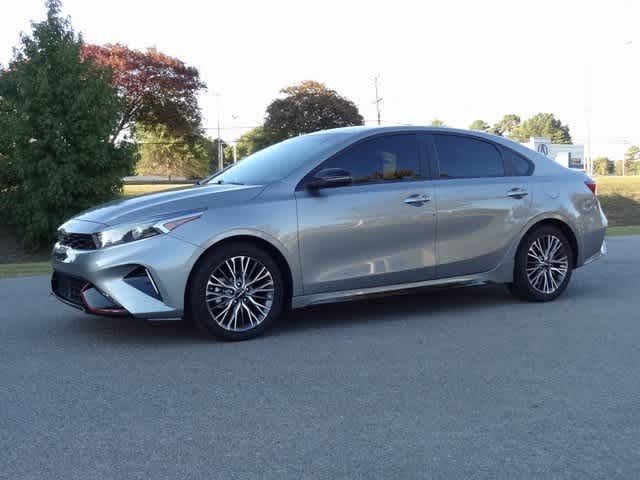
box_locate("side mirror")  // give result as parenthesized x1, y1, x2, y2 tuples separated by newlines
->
(306, 168, 352, 189)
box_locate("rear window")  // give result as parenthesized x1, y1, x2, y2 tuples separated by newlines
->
(433, 134, 505, 178)
(502, 148, 534, 176)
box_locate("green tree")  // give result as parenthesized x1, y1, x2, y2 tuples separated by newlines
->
(264, 81, 363, 144)
(0, 0, 136, 249)
(431, 118, 446, 127)
(136, 124, 210, 180)
(623, 145, 639, 175)
(511, 113, 571, 144)
(592, 157, 613, 176)
(489, 114, 521, 136)
(0, 94, 15, 184)
(469, 119, 490, 131)
(614, 159, 625, 176)
(235, 126, 271, 159)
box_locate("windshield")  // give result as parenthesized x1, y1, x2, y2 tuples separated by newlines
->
(207, 133, 344, 185)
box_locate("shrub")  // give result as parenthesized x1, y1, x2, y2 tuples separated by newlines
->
(0, 1, 136, 249)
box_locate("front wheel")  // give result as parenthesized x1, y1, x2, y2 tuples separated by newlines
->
(508, 225, 573, 302)
(187, 242, 285, 341)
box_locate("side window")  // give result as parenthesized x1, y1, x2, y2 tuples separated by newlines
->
(433, 135, 505, 179)
(502, 148, 534, 176)
(320, 134, 421, 184)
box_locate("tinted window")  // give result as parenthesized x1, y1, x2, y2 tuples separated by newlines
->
(503, 148, 533, 176)
(433, 135, 504, 178)
(320, 134, 420, 184)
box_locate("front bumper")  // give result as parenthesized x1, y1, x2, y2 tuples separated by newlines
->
(51, 233, 202, 319)
(51, 271, 130, 316)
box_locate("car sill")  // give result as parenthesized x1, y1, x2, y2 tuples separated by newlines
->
(292, 275, 492, 309)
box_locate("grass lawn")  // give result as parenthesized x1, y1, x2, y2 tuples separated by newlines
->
(605, 226, 640, 237)
(596, 176, 640, 227)
(0, 261, 51, 278)
(122, 183, 191, 197)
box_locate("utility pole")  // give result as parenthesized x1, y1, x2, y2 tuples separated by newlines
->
(621, 40, 632, 177)
(215, 93, 223, 172)
(374, 75, 383, 126)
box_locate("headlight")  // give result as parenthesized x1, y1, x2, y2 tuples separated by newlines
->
(93, 210, 204, 249)
(94, 222, 161, 249)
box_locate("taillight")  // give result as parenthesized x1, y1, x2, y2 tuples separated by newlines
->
(585, 180, 597, 195)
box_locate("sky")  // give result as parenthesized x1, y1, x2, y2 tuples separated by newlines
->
(1, 0, 638, 158)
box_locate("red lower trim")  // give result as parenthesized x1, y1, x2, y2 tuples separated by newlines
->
(80, 284, 129, 316)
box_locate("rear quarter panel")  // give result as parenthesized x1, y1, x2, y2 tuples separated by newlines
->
(521, 173, 607, 266)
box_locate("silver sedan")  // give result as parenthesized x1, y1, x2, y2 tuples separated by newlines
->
(51, 126, 607, 340)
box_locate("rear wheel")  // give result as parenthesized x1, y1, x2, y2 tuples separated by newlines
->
(509, 225, 573, 302)
(187, 242, 285, 340)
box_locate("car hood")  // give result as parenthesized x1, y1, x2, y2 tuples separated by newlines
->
(70, 183, 265, 228)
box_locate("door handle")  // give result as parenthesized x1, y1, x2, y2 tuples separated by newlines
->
(404, 194, 431, 205)
(506, 188, 528, 199)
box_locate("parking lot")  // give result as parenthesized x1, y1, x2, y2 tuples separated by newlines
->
(2, 236, 640, 479)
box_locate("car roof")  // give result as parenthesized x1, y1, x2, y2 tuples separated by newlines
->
(314, 125, 507, 142)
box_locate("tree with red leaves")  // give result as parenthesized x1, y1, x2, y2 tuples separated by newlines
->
(82, 44, 206, 140)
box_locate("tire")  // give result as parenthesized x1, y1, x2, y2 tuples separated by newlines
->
(508, 225, 574, 302)
(187, 242, 286, 341)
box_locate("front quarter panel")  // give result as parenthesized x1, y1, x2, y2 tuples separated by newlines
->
(167, 182, 303, 295)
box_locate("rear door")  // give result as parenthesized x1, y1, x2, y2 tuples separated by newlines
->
(295, 133, 437, 295)
(428, 133, 533, 278)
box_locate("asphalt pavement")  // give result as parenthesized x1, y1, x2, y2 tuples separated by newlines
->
(2, 236, 640, 479)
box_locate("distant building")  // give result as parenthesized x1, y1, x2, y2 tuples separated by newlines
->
(521, 137, 584, 170)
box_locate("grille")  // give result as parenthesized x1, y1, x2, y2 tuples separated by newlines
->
(58, 231, 97, 250)
(51, 272, 88, 307)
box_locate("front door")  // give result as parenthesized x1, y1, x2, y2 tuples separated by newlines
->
(295, 133, 437, 295)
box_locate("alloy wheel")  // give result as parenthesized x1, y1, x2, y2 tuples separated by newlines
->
(205, 256, 275, 332)
(526, 234, 569, 295)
